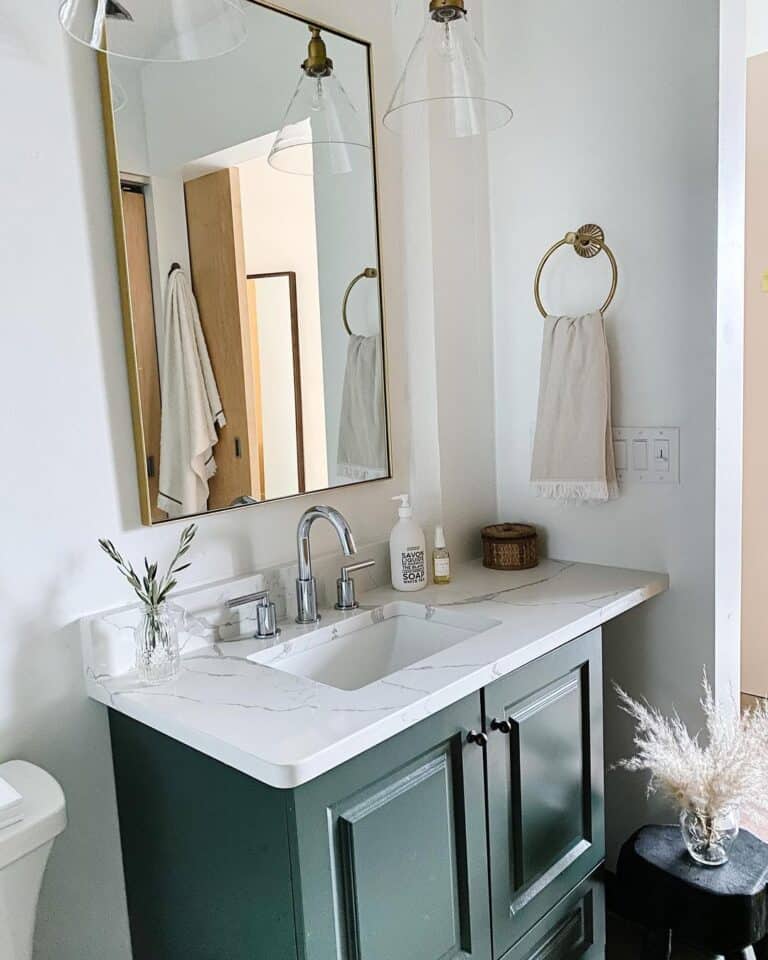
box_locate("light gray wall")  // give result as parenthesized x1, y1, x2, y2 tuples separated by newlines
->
(310, 40, 381, 486)
(486, 0, 721, 863)
(140, 5, 302, 174)
(392, 0, 498, 559)
(747, 0, 768, 57)
(0, 3, 408, 957)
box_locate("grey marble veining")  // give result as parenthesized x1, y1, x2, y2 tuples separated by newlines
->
(81, 557, 668, 788)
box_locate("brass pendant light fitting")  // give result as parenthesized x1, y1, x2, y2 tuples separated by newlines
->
(429, 0, 466, 22)
(303, 26, 333, 78)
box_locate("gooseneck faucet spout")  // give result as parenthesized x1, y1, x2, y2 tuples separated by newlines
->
(296, 506, 357, 624)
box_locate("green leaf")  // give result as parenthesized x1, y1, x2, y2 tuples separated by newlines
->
(100, 523, 196, 608)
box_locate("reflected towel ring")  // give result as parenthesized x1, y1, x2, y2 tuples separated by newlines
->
(343, 267, 379, 336)
(534, 224, 618, 318)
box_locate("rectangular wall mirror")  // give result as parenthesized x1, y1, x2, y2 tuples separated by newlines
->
(101, 1, 390, 525)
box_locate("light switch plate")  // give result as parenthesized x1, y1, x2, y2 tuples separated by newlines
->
(613, 427, 680, 485)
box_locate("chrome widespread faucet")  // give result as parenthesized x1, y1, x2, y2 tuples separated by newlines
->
(296, 506, 357, 624)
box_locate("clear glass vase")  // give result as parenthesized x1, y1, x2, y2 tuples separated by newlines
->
(134, 603, 181, 685)
(680, 807, 740, 867)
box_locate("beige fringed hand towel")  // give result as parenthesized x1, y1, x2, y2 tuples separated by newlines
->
(531, 311, 618, 502)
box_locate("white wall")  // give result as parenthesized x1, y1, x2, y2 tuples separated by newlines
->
(747, 0, 768, 56)
(0, 2, 408, 957)
(390, 0, 498, 559)
(315, 147, 381, 487)
(486, 0, 721, 862)
(307, 35, 381, 485)
(248, 276, 302, 497)
(140, 5, 302, 175)
(717, 0, 745, 701)
(109, 60, 149, 174)
(110, 59, 191, 337)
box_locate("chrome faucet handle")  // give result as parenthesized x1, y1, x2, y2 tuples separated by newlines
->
(226, 590, 270, 610)
(335, 560, 376, 611)
(226, 590, 280, 641)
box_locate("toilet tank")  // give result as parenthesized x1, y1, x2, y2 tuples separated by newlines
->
(0, 762, 67, 960)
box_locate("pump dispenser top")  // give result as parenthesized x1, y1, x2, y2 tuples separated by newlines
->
(392, 494, 413, 519)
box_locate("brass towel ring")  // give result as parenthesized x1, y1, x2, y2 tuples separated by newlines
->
(343, 267, 379, 336)
(534, 224, 618, 318)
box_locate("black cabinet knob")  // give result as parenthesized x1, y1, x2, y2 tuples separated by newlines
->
(491, 718, 513, 735)
(466, 730, 488, 748)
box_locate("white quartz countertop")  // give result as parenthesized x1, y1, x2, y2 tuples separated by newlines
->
(83, 559, 667, 789)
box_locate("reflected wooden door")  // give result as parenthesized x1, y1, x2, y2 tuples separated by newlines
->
(121, 183, 164, 522)
(185, 168, 263, 508)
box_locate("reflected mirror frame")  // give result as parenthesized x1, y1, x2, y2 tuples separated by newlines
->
(97, 0, 392, 526)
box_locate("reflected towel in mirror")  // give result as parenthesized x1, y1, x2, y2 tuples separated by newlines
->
(158, 269, 226, 517)
(337, 334, 387, 482)
(530, 312, 618, 502)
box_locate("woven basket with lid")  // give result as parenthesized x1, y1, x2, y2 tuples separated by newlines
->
(481, 523, 538, 571)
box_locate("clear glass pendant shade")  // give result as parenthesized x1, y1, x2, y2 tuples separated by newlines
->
(268, 64, 370, 177)
(111, 78, 128, 113)
(58, 0, 248, 62)
(384, 7, 512, 138)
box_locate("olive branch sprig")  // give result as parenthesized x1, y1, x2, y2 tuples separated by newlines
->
(98, 524, 197, 608)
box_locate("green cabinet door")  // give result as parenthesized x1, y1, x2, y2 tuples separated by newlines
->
(289, 693, 491, 960)
(499, 874, 605, 960)
(484, 630, 605, 958)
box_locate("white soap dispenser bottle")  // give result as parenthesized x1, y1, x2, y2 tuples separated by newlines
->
(390, 495, 427, 592)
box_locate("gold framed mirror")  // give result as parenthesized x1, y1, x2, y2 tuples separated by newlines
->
(99, 1, 390, 525)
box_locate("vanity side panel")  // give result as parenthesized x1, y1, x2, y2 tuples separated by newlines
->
(288, 693, 491, 960)
(109, 710, 298, 960)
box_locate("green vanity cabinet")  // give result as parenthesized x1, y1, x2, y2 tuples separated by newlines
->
(484, 629, 604, 958)
(288, 691, 491, 960)
(109, 708, 299, 960)
(108, 629, 604, 960)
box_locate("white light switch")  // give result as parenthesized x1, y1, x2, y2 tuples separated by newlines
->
(632, 440, 649, 471)
(653, 439, 671, 471)
(612, 427, 680, 485)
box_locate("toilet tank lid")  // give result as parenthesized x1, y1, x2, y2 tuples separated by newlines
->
(0, 762, 66, 870)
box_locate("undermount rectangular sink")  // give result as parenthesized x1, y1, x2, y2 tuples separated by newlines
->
(247, 602, 501, 691)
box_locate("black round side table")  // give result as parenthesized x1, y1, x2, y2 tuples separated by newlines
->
(617, 825, 768, 959)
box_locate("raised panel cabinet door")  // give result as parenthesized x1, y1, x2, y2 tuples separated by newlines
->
(289, 693, 491, 960)
(485, 630, 604, 958)
(499, 875, 605, 960)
